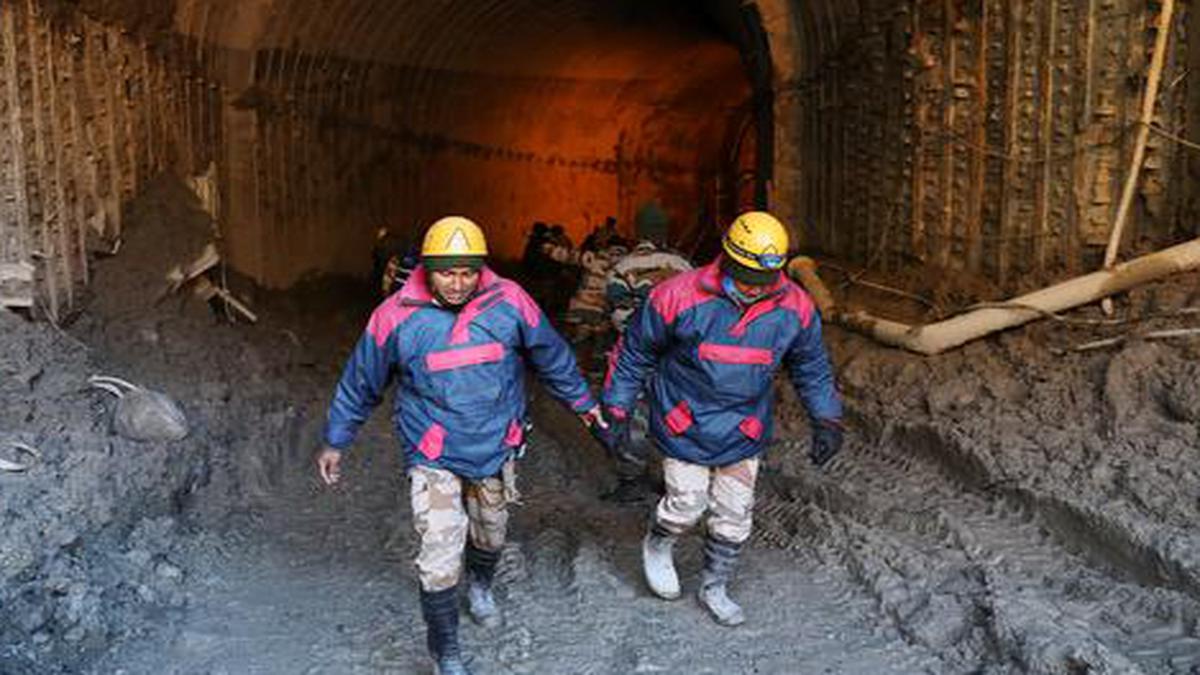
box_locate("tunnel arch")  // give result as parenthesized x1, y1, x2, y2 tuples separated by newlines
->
(5, 0, 1190, 312)
(161, 0, 840, 286)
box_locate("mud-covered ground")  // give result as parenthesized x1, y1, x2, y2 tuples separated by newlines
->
(3, 177, 1200, 674)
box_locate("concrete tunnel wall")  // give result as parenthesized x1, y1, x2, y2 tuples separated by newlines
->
(1, 0, 1198, 314)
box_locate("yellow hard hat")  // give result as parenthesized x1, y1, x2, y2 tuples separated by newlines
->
(722, 211, 789, 272)
(421, 216, 488, 269)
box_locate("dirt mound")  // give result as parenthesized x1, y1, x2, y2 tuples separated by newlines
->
(756, 273, 1200, 672)
(0, 309, 207, 673)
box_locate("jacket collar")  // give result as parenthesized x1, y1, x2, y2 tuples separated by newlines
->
(401, 265, 500, 307)
(697, 256, 786, 301)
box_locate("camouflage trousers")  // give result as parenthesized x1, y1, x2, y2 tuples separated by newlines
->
(409, 464, 509, 592)
(654, 456, 761, 544)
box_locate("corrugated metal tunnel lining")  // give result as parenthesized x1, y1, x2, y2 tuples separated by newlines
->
(182, 0, 766, 287)
(1, 0, 1197, 313)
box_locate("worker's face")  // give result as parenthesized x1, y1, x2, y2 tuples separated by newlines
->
(429, 267, 480, 306)
(732, 277, 771, 301)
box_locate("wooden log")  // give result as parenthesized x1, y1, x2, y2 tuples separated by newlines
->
(789, 237, 1200, 356)
(1102, 0, 1175, 269)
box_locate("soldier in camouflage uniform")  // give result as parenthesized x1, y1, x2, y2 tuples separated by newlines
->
(537, 221, 629, 371)
(317, 217, 604, 675)
(601, 202, 692, 503)
(606, 202, 693, 334)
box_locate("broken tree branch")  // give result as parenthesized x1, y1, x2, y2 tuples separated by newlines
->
(1100, 0, 1175, 314)
(789, 237, 1200, 355)
(1071, 327, 1200, 352)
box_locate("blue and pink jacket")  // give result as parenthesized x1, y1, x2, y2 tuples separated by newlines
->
(323, 266, 595, 479)
(602, 259, 842, 467)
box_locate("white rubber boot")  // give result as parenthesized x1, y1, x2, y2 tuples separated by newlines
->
(642, 523, 681, 600)
(698, 535, 745, 626)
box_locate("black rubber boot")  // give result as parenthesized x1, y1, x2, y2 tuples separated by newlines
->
(465, 544, 502, 628)
(603, 458, 652, 505)
(420, 586, 472, 674)
(698, 535, 745, 626)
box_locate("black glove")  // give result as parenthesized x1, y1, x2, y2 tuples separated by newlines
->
(810, 418, 844, 468)
(588, 409, 641, 467)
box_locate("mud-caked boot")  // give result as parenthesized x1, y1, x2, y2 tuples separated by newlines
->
(642, 521, 681, 599)
(698, 535, 745, 626)
(420, 586, 473, 675)
(465, 544, 502, 629)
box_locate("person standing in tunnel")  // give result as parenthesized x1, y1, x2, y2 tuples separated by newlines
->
(600, 201, 693, 504)
(600, 211, 843, 626)
(316, 216, 606, 675)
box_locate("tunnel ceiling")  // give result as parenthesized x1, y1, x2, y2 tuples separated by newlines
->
(44, 0, 867, 288)
(161, 0, 777, 283)
(12, 0, 1187, 305)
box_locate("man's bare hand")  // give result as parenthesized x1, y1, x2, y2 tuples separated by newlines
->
(579, 405, 607, 430)
(316, 448, 343, 485)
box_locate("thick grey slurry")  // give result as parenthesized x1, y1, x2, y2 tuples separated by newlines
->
(93, 381, 1200, 674)
(90, 407, 943, 674)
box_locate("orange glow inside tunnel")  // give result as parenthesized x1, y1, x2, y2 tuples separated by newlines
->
(361, 16, 752, 262)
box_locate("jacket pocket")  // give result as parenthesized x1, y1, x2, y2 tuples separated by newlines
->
(738, 415, 763, 441)
(417, 423, 446, 460)
(664, 400, 693, 436)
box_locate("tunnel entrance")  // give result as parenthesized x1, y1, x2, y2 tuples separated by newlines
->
(230, 0, 765, 284)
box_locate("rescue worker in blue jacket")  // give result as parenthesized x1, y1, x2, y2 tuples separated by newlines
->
(600, 211, 843, 627)
(316, 216, 605, 675)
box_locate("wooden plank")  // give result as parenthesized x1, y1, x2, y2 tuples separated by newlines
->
(0, 261, 34, 307)
(45, 26, 77, 307)
(23, 0, 58, 321)
(109, 27, 136, 202)
(66, 29, 95, 279)
(939, 0, 955, 269)
(1, 4, 32, 274)
(84, 22, 121, 240)
(998, 0, 1022, 288)
(1035, 0, 1057, 274)
(910, 1, 925, 261)
(967, 2, 988, 273)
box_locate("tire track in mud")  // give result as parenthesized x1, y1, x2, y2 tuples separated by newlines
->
(514, 399, 950, 674)
(753, 428, 1200, 673)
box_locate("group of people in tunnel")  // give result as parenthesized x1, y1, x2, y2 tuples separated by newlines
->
(316, 206, 844, 674)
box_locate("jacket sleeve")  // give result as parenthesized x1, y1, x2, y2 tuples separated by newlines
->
(517, 292, 595, 413)
(322, 329, 394, 452)
(784, 311, 843, 423)
(602, 295, 669, 416)
(604, 267, 635, 307)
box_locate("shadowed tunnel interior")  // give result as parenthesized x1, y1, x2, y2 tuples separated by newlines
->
(9, 0, 1194, 303)
(180, 0, 769, 284)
